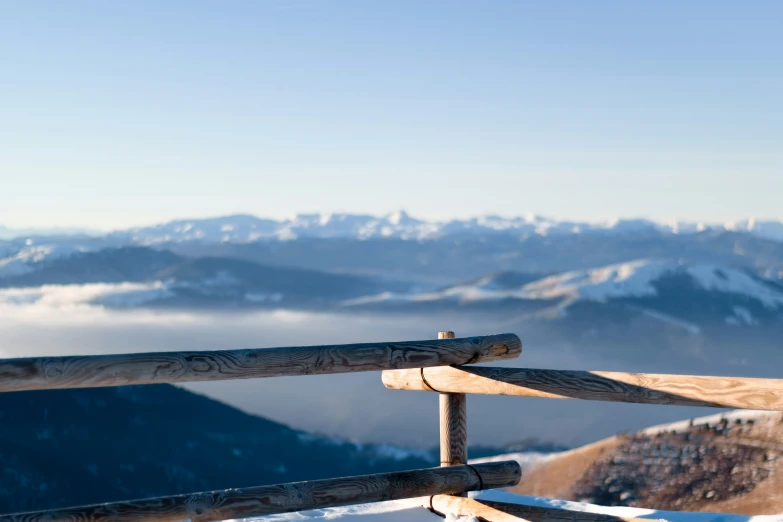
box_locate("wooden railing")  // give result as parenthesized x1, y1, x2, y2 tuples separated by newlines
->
(1, 329, 782, 522)
(382, 365, 783, 410)
(0, 333, 521, 392)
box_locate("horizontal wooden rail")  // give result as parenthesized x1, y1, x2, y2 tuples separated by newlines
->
(428, 496, 655, 522)
(383, 366, 783, 410)
(0, 333, 521, 392)
(2, 462, 522, 522)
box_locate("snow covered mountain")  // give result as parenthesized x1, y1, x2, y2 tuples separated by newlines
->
(346, 260, 783, 307)
(523, 260, 783, 309)
(4, 238, 783, 335)
(7, 212, 783, 244)
(5, 212, 783, 287)
(344, 260, 783, 331)
(115, 213, 783, 243)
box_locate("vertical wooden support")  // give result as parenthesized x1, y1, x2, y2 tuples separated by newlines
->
(438, 330, 468, 475)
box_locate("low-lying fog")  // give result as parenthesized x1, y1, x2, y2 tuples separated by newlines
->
(0, 289, 724, 448)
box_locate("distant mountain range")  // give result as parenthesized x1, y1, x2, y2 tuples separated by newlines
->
(3, 244, 783, 379)
(3, 213, 783, 374)
(5, 212, 783, 243)
(6, 225, 783, 281)
(2, 244, 783, 326)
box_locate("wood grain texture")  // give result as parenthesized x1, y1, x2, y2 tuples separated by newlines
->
(428, 497, 659, 522)
(1, 462, 521, 522)
(0, 333, 521, 392)
(383, 366, 783, 411)
(440, 391, 468, 465)
(438, 331, 467, 468)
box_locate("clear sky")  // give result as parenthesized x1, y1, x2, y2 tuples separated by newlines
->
(2, 1, 782, 230)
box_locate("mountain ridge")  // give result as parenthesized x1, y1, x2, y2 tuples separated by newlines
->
(343, 259, 783, 328)
(3, 247, 783, 334)
(5, 212, 783, 243)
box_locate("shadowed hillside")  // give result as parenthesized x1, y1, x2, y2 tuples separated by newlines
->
(0, 384, 438, 513)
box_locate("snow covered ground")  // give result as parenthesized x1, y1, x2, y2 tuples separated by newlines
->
(235, 490, 783, 522)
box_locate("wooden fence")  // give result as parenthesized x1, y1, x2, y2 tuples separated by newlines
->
(1, 330, 782, 522)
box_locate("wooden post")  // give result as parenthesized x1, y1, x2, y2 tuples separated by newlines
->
(439, 331, 468, 476)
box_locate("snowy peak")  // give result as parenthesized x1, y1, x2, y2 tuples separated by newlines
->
(283, 211, 434, 240)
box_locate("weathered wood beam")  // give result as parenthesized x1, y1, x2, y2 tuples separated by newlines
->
(428, 496, 656, 522)
(383, 366, 783, 411)
(440, 390, 468, 465)
(1, 462, 522, 522)
(0, 333, 521, 392)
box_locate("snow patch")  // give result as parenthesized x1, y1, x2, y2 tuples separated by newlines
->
(642, 409, 778, 436)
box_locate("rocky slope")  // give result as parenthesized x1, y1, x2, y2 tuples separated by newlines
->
(509, 410, 783, 515)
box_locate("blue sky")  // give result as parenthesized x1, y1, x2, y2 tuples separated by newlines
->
(2, 1, 782, 229)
